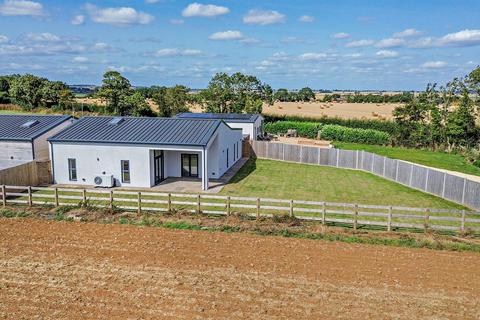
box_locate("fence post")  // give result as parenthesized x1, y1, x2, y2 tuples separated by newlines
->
(461, 210, 466, 234)
(28, 186, 32, 207)
(387, 206, 392, 232)
(289, 200, 294, 217)
(322, 202, 326, 225)
(336, 149, 340, 167)
(424, 208, 430, 232)
(442, 172, 447, 198)
(226, 196, 230, 216)
(2, 185, 6, 207)
(54, 187, 59, 207)
(109, 190, 114, 209)
(256, 198, 260, 219)
(82, 189, 87, 207)
(461, 178, 467, 204)
(197, 194, 201, 214)
(137, 192, 142, 215)
(353, 204, 358, 231)
(167, 193, 171, 212)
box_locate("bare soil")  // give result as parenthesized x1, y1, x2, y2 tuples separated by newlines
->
(1, 218, 479, 319)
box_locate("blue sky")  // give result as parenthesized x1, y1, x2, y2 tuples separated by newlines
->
(0, 0, 479, 90)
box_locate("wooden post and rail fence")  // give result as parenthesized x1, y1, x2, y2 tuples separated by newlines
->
(1, 185, 479, 235)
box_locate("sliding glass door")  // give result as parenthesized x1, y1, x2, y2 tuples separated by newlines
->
(181, 154, 198, 178)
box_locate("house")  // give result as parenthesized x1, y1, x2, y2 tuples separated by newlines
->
(175, 113, 264, 140)
(48, 116, 243, 190)
(0, 115, 73, 169)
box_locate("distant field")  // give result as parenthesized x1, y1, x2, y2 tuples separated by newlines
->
(263, 101, 399, 120)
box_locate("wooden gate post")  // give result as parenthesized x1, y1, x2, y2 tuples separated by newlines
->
(82, 189, 87, 207)
(387, 206, 392, 232)
(54, 188, 59, 207)
(137, 192, 142, 215)
(322, 202, 326, 225)
(424, 208, 430, 232)
(109, 190, 114, 209)
(197, 194, 201, 214)
(226, 196, 231, 216)
(167, 193, 172, 212)
(289, 200, 294, 217)
(256, 198, 260, 219)
(461, 210, 466, 234)
(353, 204, 358, 231)
(2, 185, 6, 207)
(28, 186, 32, 207)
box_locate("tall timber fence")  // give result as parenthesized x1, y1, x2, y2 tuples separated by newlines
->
(250, 141, 480, 210)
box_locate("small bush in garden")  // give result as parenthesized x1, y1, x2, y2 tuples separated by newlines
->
(320, 124, 390, 145)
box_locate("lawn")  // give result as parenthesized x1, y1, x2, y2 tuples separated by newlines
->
(220, 158, 464, 209)
(334, 142, 480, 177)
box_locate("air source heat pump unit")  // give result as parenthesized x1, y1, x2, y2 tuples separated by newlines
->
(94, 174, 114, 188)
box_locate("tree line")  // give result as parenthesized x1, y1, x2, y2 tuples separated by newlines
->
(322, 92, 414, 103)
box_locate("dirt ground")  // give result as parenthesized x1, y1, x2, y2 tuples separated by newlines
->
(263, 101, 399, 120)
(1, 218, 479, 319)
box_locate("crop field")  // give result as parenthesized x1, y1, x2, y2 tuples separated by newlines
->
(1, 218, 479, 319)
(263, 101, 400, 120)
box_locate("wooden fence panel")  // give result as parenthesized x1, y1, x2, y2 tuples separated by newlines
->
(0, 161, 51, 186)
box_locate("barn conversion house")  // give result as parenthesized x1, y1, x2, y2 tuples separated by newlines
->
(0, 115, 72, 170)
(176, 113, 264, 140)
(48, 116, 243, 190)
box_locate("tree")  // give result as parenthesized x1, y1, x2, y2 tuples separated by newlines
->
(123, 91, 156, 117)
(297, 87, 315, 102)
(97, 71, 133, 115)
(446, 90, 478, 147)
(9, 74, 47, 109)
(150, 85, 190, 117)
(198, 72, 271, 114)
(39, 81, 73, 108)
(274, 88, 290, 102)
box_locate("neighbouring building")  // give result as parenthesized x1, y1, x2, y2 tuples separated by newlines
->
(0, 115, 73, 170)
(175, 113, 264, 140)
(48, 116, 243, 190)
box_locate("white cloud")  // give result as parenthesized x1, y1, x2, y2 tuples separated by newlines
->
(25, 32, 61, 42)
(376, 50, 399, 58)
(182, 3, 229, 17)
(393, 28, 421, 38)
(243, 9, 285, 25)
(375, 38, 406, 48)
(298, 52, 328, 61)
(239, 37, 261, 45)
(91, 42, 116, 52)
(72, 56, 88, 63)
(332, 33, 350, 39)
(170, 18, 184, 25)
(299, 15, 314, 23)
(71, 14, 85, 25)
(438, 29, 480, 47)
(153, 48, 203, 57)
(86, 3, 154, 26)
(346, 39, 374, 47)
(209, 30, 243, 41)
(0, 35, 9, 43)
(0, 0, 44, 16)
(422, 61, 447, 69)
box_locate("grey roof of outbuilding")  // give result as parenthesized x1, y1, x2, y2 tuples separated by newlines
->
(0, 114, 72, 141)
(48, 116, 224, 146)
(175, 112, 261, 123)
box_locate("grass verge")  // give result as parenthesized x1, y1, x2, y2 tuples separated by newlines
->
(1, 206, 479, 253)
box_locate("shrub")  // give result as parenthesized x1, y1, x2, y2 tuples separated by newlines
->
(263, 114, 397, 134)
(320, 124, 390, 145)
(264, 121, 322, 139)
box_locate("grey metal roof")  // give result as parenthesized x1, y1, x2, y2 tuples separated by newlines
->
(48, 116, 223, 146)
(176, 112, 261, 123)
(0, 114, 72, 141)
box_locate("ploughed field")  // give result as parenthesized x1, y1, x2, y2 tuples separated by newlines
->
(1, 218, 479, 319)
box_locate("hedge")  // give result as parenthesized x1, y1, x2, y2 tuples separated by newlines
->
(264, 121, 322, 139)
(263, 114, 397, 134)
(319, 125, 390, 145)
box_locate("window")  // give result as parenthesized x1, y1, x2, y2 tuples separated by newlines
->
(121, 160, 130, 183)
(68, 158, 77, 181)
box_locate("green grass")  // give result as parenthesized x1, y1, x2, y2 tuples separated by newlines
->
(0, 110, 36, 115)
(220, 158, 465, 209)
(334, 142, 480, 177)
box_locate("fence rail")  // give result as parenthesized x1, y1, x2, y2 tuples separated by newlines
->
(1, 185, 480, 234)
(250, 141, 480, 210)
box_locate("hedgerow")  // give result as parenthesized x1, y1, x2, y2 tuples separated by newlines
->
(319, 125, 390, 145)
(264, 121, 322, 139)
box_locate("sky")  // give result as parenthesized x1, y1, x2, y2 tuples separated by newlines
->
(0, 0, 479, 90)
